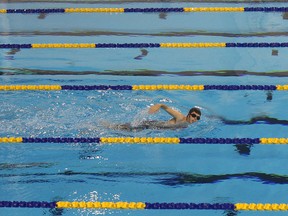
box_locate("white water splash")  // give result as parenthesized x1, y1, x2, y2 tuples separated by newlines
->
(130, 108, 150, 127)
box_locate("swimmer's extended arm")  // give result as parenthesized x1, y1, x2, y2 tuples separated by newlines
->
(148, 104, 184, 119)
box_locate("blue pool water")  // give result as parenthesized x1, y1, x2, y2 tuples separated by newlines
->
(1, 1, 288, 216)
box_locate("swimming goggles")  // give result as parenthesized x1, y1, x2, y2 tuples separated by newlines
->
(190, 113, 201, 120)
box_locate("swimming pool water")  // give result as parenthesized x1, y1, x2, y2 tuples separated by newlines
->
(1, 1, 288, 216)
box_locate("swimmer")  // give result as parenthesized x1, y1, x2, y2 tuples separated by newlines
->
(104, 104, 201, 131)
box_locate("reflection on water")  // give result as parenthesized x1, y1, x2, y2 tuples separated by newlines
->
(2, 170, 288, 185)
(134, 49, 149, 60)
(234, 144, 252, 155)
(0, 162, 54, 169)
(3, 67, 288, 77)
(4, 31, 288, 37)
(217, 115, 288, 126)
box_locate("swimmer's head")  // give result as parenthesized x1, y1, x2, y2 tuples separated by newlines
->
(186, 107, 201, 124)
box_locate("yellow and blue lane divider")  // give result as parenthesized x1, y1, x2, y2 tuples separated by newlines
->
(0, 7, 288, 14)
(1, 137, 288, 144)
(1, 42, 288, 49)
(1, 200, 288, 211)
(2, 84, 288, 91)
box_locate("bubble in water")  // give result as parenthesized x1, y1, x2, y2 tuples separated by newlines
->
(160, 98, 172, 103)
(113, 194, 120, 200)
(90, 191, 98, 201)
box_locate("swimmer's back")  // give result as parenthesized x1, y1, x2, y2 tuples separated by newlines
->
(133, 120, 188, 130)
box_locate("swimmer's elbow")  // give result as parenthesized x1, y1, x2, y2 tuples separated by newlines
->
(160, 104, 169, 110)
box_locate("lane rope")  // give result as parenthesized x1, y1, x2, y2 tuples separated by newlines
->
(1, 42, 288, 49)
(0, 137, 287, 144)
(0, 84, 287, 91)
(1, 201, 288, 211)
(1, 7, 288, 14)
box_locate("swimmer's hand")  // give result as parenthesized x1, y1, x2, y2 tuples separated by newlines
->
(148, 104, 167, 114)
